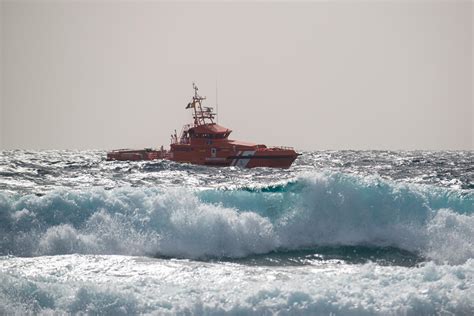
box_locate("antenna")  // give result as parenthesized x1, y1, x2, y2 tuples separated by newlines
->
(215, 80, 218, 123)
(193, 82, 199, 98)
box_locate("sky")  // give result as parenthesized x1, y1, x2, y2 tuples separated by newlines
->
(1, 1, 472, 151)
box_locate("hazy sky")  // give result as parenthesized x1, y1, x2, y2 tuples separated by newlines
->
(1, 1, 472, 150)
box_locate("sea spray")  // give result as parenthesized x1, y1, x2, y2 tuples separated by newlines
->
(1, 172, 472, 263)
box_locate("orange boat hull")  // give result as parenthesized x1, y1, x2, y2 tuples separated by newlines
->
(170, 148, 298, 168)
(107, 147, 298, 169)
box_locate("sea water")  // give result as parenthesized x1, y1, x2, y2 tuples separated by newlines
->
(0, 150, 472, 315)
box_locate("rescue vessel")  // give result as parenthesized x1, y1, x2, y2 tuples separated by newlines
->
(107, 83, 299, 168)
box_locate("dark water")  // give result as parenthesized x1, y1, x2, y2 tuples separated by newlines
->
(225, 246, 424, 267)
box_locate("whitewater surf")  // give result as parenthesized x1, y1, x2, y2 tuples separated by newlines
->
(0, 150, 473, 315)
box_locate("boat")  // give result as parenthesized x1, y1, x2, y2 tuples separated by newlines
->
(107, 83, 299, 168)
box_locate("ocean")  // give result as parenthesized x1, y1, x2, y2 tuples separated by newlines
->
(0, 150, 472, 315)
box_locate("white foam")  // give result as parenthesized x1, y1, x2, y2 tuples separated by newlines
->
(0, 255, 472, 315)
(426, 209, 474, 265)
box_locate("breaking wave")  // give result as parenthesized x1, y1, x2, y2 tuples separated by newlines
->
(0, 172, 472, 264)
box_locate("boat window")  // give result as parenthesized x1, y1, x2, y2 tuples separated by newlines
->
(193, 133, 229, 139)
(211, 133, 227, 139)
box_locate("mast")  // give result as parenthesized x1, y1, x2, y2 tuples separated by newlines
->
(186, 82, 216, 126)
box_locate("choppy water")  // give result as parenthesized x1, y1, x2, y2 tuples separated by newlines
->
(0, 150, 473, 315)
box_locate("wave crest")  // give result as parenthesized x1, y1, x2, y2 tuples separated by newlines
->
(0, 172, 472, 263)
